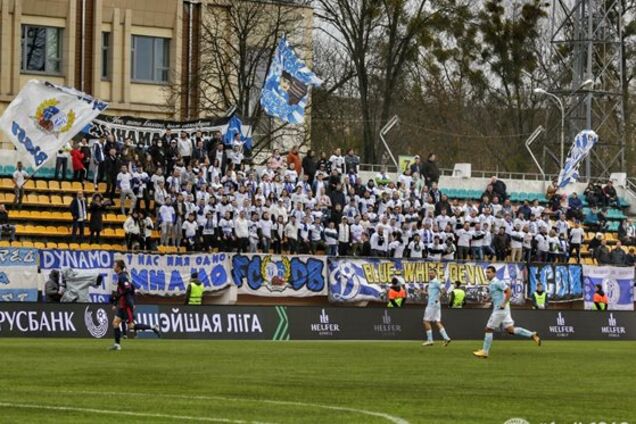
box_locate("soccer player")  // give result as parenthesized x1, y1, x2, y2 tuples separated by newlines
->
(110, 259, 160, 351)
(422, 269, 451, 347)
(473, 266, 541, 359)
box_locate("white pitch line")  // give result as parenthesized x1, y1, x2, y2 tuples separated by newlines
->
(60, 389, 410, 424)
(0, 401, 273, 424)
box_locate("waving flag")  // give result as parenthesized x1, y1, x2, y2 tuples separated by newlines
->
(0, 80, 108, 169)
(223, 115, 253, 150)
(260, 35, 322, 125)
(557, 130, 598, 188)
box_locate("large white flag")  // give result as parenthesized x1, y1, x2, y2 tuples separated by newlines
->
(0, 80, 108, 169)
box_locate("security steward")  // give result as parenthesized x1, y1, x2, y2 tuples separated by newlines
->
(387, 277, 407, 308)
(448, 281, 466, 308)
(185, 271, 204, 305)
(531, 282, 548, 309)
(593, 284, 609, 311)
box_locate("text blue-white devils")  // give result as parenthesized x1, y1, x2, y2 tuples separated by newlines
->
(423, 270, 451, 347)
(473, 266, 541, 358)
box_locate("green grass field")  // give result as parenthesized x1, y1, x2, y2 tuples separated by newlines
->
(0, 339, 634, 424)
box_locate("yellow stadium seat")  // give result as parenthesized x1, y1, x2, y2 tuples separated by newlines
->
(33, 242, 46, 249)
(4, 193, 14, 203)
(15, 224, 26, 234)
(10, 241, 23, 248)
(0, 193, 5, 202)
(114, 228, 125, 238)
(102, 228, 115, 237)
(35, 180, 48, 191)
(48, 180, 61, 191)
(45, 242, 58, 249)
(45, 226, 58, 234)
(84, 182, 95, 192)
(57, 242, 69, 249)
(57, 226, 70, 235)
(0, 178, 13, 189)
(39, 211, 52, 220)
(23, 180, 35, 190)
(79, 243, 92, 250)
(24, 194, 38, 205)
(71, 182, 83, 192)
(33, 225, 47, 234)
(61, 181, 72, 191)
(69, 243, 80, 250)
(37, 195, 50, 205)
(98, 182, 107, 192)
(50, 195, 64, 206)
(0, 240, 10, 247)
(21, 241, 34, 248)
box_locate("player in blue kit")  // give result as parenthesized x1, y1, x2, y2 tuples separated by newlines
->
(473, 266, 541, 358)
(422, 269, 451, 347)
(110, 259, 160, 351)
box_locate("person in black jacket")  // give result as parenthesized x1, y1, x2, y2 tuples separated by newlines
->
(104, 148, 120, 200)
(302, 149, 317, 184)
(89, 193, 111, 244)
(421, 153, 440, 186)
(70, 191, 88, 243)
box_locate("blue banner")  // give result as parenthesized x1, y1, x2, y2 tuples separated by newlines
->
(39, 249, 114, 303)
(0, 248, 39, 302)
(527, 263, 583, 302)
(583, 265, 634, 311)
(328, 258, 525, 305)
(120, 252, 231, 296)
(231, 254, 327, 297)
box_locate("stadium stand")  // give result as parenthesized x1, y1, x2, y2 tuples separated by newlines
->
(0, 139, 633, 267)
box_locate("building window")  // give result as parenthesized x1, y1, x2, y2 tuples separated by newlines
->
(101, 32, 110, 80)
(131, 35, 169, 83)
(21, 25, 63, 74)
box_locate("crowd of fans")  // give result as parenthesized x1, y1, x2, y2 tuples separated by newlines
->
(5, 128, 636, 265)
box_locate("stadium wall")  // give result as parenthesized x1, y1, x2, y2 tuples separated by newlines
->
(0, 303, 633, 341)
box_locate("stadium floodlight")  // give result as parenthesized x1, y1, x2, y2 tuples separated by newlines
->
(534, 88, 565, 168)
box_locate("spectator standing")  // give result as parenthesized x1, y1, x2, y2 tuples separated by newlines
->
(421, 153, 440, 186)
(329, 148, 345, 175)
(12, 161, 28, 210)
(302, 149, 317, 184)
(602, 180, 619, 207)
(531, 282, 548, 309)
(568, 222, 584, 263)
(116, 165, 137, 216)
(593, 284, 608, 311)
(92, 136, 106, 185)
(88, 193, 111, 244)
(70, 191, 88, 243)
(0, 204, 16, 242)
(344, 148, 360, 175)
(619, 219, 635, 245)
(287, 146, 302, 175)
(104, 148, 120, 200)
(80, 138, 92, 180)
(610, 241, 627, 265)
(44, 270, 62, 303)
(123, 210, 141, 250)
(54, 143, 70, 180)
(594, 239, 611, 265)
(178, 132, 192, 165)
(70, 142, 85, 181)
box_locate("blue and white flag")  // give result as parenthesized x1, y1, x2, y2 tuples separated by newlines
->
(223, 115, 252, 150)
(260, 36, 322, 124)
(583, 265, 634, 311)
(558, 130, 598, 188)
(0, 80, 108, 169)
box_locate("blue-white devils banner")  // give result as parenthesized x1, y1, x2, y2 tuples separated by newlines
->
(260, 36, 322, 124)
(0, 80, 108, 169)
(558, 130, 598, 188)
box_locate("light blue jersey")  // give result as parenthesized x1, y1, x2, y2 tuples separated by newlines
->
(427, 279, 442, 307)
(489, 278, 509, 310)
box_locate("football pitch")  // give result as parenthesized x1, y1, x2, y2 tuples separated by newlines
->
(0, 339, 634, 424)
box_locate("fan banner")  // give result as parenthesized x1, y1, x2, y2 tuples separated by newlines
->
(583, 265, 634, 311)
(327, 258, 525, 305)
(231, 254, 327, 297)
